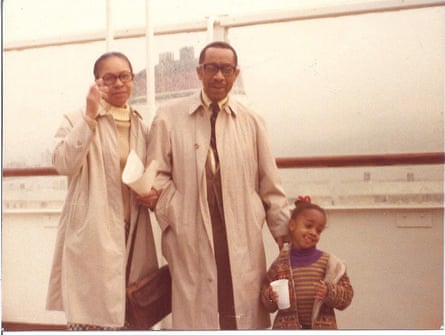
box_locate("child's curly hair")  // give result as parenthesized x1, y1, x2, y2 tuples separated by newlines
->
(291, 196, 326, 221)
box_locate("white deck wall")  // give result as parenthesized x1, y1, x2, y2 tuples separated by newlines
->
(2, 208, 443, 329)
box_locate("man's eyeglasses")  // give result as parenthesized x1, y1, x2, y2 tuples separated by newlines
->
(200, 63, 237, 76)
(101, 71, 134, 86)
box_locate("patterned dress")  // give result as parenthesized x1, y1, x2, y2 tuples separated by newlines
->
(67, 322, 128, 331)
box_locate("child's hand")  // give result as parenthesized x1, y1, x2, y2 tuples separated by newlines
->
(314, 280, 328, 301)
(268, 285, 279, 304)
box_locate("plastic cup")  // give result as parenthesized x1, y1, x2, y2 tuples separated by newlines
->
(270, 279, 290, 309)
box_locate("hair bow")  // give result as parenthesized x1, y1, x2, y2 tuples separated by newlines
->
(297, 195, 311, 203)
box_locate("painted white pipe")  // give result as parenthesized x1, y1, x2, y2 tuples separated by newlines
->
(6, 0, 445, 51)
(206, 16, 215, 42)
(145, 0, 156, 122)
(105, 0, 113, 51)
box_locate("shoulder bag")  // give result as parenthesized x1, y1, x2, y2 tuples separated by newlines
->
(126, 210, 172, 330)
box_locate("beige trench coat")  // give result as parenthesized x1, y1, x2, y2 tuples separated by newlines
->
(147, 92, 290, 329)
(46, 106, 158, 328)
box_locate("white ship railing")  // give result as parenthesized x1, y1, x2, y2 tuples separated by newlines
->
(4, 0, 445, 51)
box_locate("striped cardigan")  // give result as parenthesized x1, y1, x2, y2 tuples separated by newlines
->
(261, 244, 353, 329)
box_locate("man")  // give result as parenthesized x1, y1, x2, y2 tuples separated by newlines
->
(147, 41, 290, 329)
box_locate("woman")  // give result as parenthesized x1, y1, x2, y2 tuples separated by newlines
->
(46, 52, 159, 330)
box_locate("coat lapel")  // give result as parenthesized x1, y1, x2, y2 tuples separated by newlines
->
(192, 104, 216, 251)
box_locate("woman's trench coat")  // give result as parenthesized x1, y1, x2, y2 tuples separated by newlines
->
(146, 92, 290, 329)
(46, 106, 158, 328)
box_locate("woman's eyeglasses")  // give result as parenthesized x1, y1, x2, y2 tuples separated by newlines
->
(101, 71, 134, 85)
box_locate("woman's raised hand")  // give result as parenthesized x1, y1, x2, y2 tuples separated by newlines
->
(86, 79, 108, 119)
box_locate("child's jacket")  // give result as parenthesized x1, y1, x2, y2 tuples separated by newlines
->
(261, 244, 353, 329)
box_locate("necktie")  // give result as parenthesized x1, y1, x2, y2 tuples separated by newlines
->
(209, 102, 220, 173)
(206, 103, 238, 329)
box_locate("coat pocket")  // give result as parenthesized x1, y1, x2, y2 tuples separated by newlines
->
(66, 201, 89, 235)
(251, 191, 266, 231)
(155, 182, 181, 232)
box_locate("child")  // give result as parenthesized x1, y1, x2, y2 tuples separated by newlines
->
(261, 196, 353, 329)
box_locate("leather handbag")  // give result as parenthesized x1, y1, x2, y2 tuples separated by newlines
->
(126, 264, 172, 330)
(125, 210, 172, 330)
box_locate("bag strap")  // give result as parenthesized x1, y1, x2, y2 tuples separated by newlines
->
(126, 208, 141, 285)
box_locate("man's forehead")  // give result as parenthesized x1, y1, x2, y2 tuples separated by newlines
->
(203, 47, 236, 61)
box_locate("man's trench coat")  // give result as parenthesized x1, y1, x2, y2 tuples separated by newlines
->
(146, 92, 290, 329)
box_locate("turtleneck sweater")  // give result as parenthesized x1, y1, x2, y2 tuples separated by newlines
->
(290, 246, 323, 267)
(290, 246, 327, 328)
(109, 105, 130, 170)
(109, 104, 131, 228)
(109, 104, 131, 122)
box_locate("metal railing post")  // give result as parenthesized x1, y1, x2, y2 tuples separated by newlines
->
(207, 16, 228, 42)
(145, 0, 156, 122)
(105, 0, 113, 51)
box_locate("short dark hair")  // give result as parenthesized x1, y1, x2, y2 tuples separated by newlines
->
(290, 199, 326, 221)
(198, 41, 238, 67)
(93, 51, 133, 79)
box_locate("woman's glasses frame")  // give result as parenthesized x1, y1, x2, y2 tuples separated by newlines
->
(101, 71, 134, 86)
